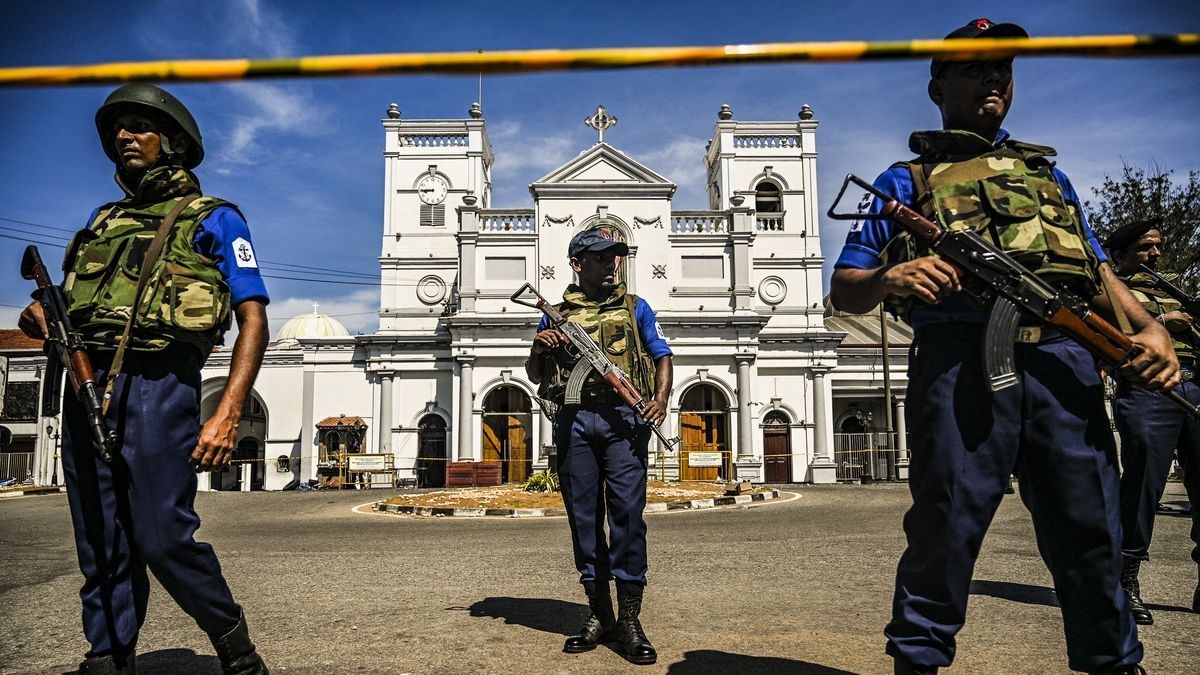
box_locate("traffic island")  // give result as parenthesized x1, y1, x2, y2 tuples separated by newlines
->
(373, 480, 782, 518)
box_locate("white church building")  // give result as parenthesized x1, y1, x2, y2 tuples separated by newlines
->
(4, 102, 910, 491)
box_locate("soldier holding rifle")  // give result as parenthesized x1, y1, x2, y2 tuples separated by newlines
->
(830, 18, 1176, 675)
(18, 84, 270, 674)
(1105, 218, 1200, 624)
(524, 227, 673, 665)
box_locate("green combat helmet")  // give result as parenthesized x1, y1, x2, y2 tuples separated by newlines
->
(95, 83, 204, 169)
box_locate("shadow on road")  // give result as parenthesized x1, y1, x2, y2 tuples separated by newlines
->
(970, 579, 1059, 607)
(666, 649, 856, 674)
(464, 596, 581, 636)
(63, 649, 221, 674)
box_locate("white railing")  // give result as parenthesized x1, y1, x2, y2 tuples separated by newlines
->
(480, 210, 536, 232)
(0, 452, 35, 482)
(670, 212, 728, 234)
(756, 213, 785, 232)
(398, 134, 469, 147)
(733, 135, 801, 149)
(833, 432, 899, 482)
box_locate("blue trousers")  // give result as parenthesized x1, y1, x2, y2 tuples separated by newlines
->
(1114, 377, 1200, 564)
(61, 346, 241, 658)
(885, 328, 1142, 672)
(554, 401, 650, 586)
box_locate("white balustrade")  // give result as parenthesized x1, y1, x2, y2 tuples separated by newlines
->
(480, 210, 536, 232)
(732, 135, 801, 149)
(670, 212, 729, 234)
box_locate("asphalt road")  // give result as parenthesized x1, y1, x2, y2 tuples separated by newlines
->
(1, 483, 1197, 674)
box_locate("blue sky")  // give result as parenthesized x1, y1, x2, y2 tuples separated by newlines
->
(1, 0, 1197, 337)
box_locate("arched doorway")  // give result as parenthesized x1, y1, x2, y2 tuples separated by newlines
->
(762, 410, 792, 483)
(417, 414, 448, 488)
(481, 386, 533, 484)
(236, 437, 264, 490)
(574, 220, 629, 286)
(679, 384, 730, 481)
(206, 395, 267, 491)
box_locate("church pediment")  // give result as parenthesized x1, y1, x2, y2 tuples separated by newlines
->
(533, 143, 674, 186)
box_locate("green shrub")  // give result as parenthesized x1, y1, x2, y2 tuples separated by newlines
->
(524, 469, 560, 493)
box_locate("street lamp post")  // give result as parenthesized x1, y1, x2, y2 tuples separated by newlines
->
(46, 423, 60, 486)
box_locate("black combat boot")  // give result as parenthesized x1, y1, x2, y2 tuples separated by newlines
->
(1120, 557, 1153, 625)
(1193, 565, 1199, 613)
(78, 653, 136, 674)
(210, 610, 269, 675)
(1091, 664, 1147, 674)
(613, 581, 656, 665)
(563, 580, 616, 653)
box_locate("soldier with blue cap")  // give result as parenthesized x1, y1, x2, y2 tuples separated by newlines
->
(830, 18, 1177, 675)
(525, 226, 673, 665)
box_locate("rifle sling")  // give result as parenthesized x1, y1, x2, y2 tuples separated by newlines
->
(101, 193, 199, 416)
(1100, 269, 1135, 337)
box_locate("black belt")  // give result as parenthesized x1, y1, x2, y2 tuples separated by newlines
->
(914, 323, 1064, 344)
(577, 390, 626, 405)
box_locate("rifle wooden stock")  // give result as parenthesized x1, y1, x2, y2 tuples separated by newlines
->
(511, 283, 679, 451)
(827, 173, 1200, 420)
(20, 245, 115, 462)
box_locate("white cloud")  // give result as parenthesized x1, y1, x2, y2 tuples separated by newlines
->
(489, 120, 577, 176)
(221, 288, 379, 345)
(636, 136, 709, 208)
(210, 83, 331, 173)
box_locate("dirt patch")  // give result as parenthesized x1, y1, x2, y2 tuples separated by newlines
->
(379, 480, 770, 510)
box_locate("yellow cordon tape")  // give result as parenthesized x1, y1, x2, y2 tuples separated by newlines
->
(1, 35, 1196, 86)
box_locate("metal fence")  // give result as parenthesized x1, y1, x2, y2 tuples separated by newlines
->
(0, 452, 34, 483)
(833, 433, 899, 482)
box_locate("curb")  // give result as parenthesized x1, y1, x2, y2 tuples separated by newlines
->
(0, 486, 67, 499)
(373, 489, 781, 518)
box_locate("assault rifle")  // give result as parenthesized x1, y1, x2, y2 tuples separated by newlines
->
(21, 245, 116, 462)
(1138, 264, 1200, 319)
(828, 174, 1200, 421)
(511, 282, 680, 452)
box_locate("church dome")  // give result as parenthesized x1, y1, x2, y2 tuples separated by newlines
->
(274, 305, 350, 343)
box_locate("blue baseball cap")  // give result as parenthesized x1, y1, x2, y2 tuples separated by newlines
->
(569, 228, 629, 258)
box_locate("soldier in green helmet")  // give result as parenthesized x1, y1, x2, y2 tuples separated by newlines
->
(830, 17, 1178, 675)
(19, 83, 270, 674)
(526, 227, 673, 665)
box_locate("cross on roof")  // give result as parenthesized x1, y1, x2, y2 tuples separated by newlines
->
(584, 105, 618, 143)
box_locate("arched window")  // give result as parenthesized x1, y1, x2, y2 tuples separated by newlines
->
(754, 181, 781, 213)
(574, 221, 628, 286)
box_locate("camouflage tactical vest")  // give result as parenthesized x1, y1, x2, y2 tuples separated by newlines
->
(880, 130, 1100, 317)
(1123, 271, 1199, 359)
(62, 166, 233, 355)
(538, 283, 656, 405)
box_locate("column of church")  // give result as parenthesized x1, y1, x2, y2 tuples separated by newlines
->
(809, 367, 837, 483)
(456, 355, 475, 462)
